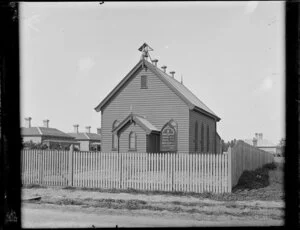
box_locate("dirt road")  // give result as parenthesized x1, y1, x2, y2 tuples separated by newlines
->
(21, 187, 284, 227)
(22, 203, 282, 228)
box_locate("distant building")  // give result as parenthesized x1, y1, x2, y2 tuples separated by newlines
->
(244, 133, 280, 156)
(68, 125, 101, 151)
(94, 43, 222, 153)
(21, 117, 77, 149)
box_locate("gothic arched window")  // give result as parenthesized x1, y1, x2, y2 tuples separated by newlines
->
(112, 120, 119, 150)
(129, 131, 137, 151)
(195, 121, 198, 152)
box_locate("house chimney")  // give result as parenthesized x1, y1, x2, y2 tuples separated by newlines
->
(255, 133, 259, 140)
(97, 128, 101, 135)
(25, 117, 32, 128)
(169, 71, 175, 78)
(85, 126, 91, 133)
(43, 119, 49, 128)
(161, 66, 167, 73)
(73, 124, 79, 133)
(258, 133, 263, 140)
(253, 138, 257, 147)
(152, 59, 158, 67)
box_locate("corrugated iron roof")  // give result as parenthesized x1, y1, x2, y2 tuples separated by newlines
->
(145, 60, 219, 119)
(95, 59, 220, 121)
(112, 113, 160, 135)
(244, 138, 277, 147)
(134, 115, 160, 132)
(21, 127, 74, 139)
(68, 132, 101, 141)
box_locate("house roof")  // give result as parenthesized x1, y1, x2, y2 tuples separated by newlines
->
(68, 132, 101, 141)
(94, 59, 220, 121)
(244, 138, 277, 147)
(21, 127, 74, 139)
(42, 139, 79, 144)
(112, 113, 160, 135)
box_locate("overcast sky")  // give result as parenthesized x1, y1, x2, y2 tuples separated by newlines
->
(20, 2, 284, 144)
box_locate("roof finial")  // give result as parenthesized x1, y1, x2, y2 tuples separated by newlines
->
(181, 74, 183, 84)
(138, 42, 153, 61)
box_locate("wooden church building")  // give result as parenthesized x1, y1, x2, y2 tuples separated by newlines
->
(95, 43, 222, 153)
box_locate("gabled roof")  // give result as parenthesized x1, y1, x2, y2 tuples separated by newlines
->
(21, 127, 74, 139)
(112, 113, 160, 135)
(94, 59, 220, 121)
(68, 132, 101, 141)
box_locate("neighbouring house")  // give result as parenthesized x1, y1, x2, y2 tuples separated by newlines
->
(244, 133, 280, 156)
(68, 125, 101, 151)
(94, 43, 222, 153)
(21, 117, 77, 149)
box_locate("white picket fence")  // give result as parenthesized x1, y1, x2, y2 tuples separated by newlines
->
(21, 150, 231, 193)
(21, 142, 274, 194)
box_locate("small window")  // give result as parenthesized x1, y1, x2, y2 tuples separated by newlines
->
(141, 75, 148, 89)
(195, 121, 198, 152)
(207, 125, 210, 152)
(112, 120, 119, 150)
(201, 123, 204, 152)
(129, 131, 137, 151)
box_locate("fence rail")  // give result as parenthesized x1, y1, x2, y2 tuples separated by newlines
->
(21, 142, 274, 194)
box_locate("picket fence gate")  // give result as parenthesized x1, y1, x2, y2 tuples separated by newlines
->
(21, 150, 231, 193)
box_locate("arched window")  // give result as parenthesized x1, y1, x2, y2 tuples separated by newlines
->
(195, 121, 198, 152)
(112, 120, 119, 150)
(207, 125, 210, 152)
(129, 131, 137, 150)
(201, 123, 204, 152)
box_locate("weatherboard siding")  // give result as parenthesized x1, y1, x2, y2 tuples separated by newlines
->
(189, 110, 216, 153)
(119, 123, 146, 153)
(22, 136, 42, 144)
(101, 67, 190, 153)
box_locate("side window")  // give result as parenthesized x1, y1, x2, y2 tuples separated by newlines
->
(195, 121, 198, 152)
(207, 125, 210, 152)
(201, 123, 204, 152)
(129, 131, 137, 150)
(141, 75, 148, 89)
(112, 120, 119, 150)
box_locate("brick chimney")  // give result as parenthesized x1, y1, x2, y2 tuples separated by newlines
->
(161, 66, 167, 73)
(43, 119, 49, 128)
(85, 126, 91, 133)
(25, 117, 32, 128)
(258, 133, 263, 140)
(255, 133, 259, 140)
(152, 59, 158, 67)
(73, 124, 79, 133)
(97, 128, 101, 135)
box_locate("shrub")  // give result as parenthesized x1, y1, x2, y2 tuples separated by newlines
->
(234, 167, 269, 190)
(263, 162, 277, 170)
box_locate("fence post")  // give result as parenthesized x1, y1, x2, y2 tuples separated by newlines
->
(68, 145, 74, 186)
(227, 147, 232, 192)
